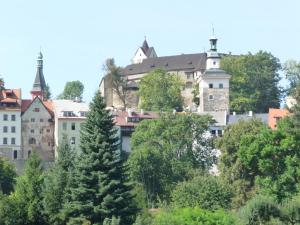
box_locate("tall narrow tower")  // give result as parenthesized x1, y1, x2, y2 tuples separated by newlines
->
(198, 36, 231, 113)
(31, 52, 46, 100)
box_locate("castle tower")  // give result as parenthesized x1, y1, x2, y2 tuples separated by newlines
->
(198, 36, 231, 113)
(31, 52, 46, 100)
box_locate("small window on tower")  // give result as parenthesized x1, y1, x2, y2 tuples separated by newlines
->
(219, 83, 223, 88)
(34, 108, 40, 112)
(209, 95, 214, 100)
(209, 83, 213, 89)
(213, 61, 216, 65)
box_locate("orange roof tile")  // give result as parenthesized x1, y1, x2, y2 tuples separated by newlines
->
(268, 108, 290, 130)
(114, 111, 158, 126)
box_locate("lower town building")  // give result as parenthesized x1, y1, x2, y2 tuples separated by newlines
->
(53, 99, 89, 156)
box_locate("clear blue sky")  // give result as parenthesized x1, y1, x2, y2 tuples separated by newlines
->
(0, 0, 299, 102)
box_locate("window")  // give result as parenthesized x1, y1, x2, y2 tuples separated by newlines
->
(11, 115, 16, 121)
(217, 130, 223, 136)
(219, 83, 223, 88)
(31, 118, 35, 122)
(209, 95, 214, 100)
(209, 83, 213, 89)
(28, 150, 31, 157)
(11, 126, 16, 133)
(40, 129, 43, 134)
(3, 126, 8, 133)
(70, 137, 76, 145)
(29, 138, 36, 145)
(80, 111, 87, 117)
(71, 123, 76, 130)
(3, 138, 7, 145)
(34, 108, 40, 112)
(47, 129, 50, 133)
(63, 111, 74, 117)
(30, 129, 34, 134)
(186, 73, 193, 79)
(211, 130, 216, 135)
(40, 119, 44, 122)
(11, 138, 15, 145)
(62, 122, 67, 130)
(13, 150, 18, 160)
(3, 114, 8, 121)
(185, 82, 193, 89)
(213, 61, 216, 65)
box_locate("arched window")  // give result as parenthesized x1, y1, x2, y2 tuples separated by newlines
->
(29, 138, 36, 145)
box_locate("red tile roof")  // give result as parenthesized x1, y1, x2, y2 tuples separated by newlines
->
(114, 111, 158, 126)
(268, 108, 290, 130)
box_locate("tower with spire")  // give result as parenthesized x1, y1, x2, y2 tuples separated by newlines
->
(31, 52, 46, 100)
(198, 34, 231, 113)
(131, 38, 157, 64)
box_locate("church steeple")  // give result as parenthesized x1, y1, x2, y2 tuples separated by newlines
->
(31, 51, 46, 100)
(206, 34, 221, 70)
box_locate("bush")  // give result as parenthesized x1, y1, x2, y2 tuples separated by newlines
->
(152, 207, 238, 225)
(171, 173, 233, 210)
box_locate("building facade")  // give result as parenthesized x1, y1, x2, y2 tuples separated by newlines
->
(0, 89, 22, 161)
(53, 100, 89, 156)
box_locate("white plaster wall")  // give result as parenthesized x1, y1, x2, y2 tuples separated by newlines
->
(132, 48, 147, 64)
(0, 110, 21, 160)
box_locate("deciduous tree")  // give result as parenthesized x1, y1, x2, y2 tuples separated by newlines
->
(57, 80, 84, 100)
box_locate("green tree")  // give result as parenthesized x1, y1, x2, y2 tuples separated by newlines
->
(57, 80, 84, 100)
(2, 152, 47, 225)
(63, 92, 136, 225)
(103, 58, 129, 109)
(238, 119, 300, 202)
(171, 172, 233, 210)
(152, 207, 238, 225)
(138, 69, 183, 111)
(0, 157, 16, 195)
(283, 59, 300, 93)
(44, 83, 52, 100)
(217, 119, 266, 207)
(221, 51, 282, 113)
(43, 139, 75, 225)
(128, 113, 215, 205)
(239, 195, 281, 225)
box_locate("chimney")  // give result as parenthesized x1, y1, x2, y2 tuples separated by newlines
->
(249, 111, 253, 117)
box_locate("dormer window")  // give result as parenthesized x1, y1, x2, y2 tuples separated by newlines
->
(79, 111, 87, 117)
(63, 111, 75, 117)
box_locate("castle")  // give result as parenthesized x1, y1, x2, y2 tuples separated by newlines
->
(99, 35, 231, 114)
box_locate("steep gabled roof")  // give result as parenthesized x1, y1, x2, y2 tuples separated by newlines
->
(31, 52, 46, 93)
(21, 97, 53, 117)
(122, 53, 207, 75)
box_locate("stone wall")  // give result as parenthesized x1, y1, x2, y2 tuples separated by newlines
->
(202, 88, 229, 112)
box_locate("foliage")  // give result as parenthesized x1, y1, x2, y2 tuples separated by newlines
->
(221, 51, 282, 113)
(63, 92, 136, 225)
(103, 58, 128, 109)
(44, 83, 52, 100)
(283, 59, 300, 93)
(171, 172, 233, 210)
(239, 195, 281, 225)
(0, 152, 47, 225)
(0, 157, 16, 195)
(280, 194, 300, 225)
(138, 69, 183, 111)
(238, 119, 300, 202)
(128, 113, 215, 205)
(43, 139, 75, 225)
(192, 84, 199, 106)
(218, 119, 266, 207)
(152, 207, 238, 225)
(57, 80, 84, 100)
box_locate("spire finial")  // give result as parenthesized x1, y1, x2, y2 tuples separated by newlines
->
(144, 35, 147, 41)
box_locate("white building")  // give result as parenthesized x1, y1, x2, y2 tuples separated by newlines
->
(53, 99, 89, 156)
(0, 88, 22, 161)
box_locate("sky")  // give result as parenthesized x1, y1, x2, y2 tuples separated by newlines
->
(0, 0, 299, 102)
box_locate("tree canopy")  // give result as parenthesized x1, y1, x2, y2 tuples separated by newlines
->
(57, 80, 84, 100)
(138, 69, 183, 111)
(0, 157, 16, 195)
(283, 59, 300, 93)
(221, 51, 282, 113)
(128, 113, 215, 205)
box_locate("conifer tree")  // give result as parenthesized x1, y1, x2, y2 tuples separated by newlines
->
(43, 138, 75, 225)
(64, 92, 136, 225)
(12, 151, 46, 225)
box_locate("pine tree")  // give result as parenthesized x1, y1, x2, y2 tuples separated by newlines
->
(64, 92, 136, 225)
(43, 138, 75, 225)
(13, 151, 46, 225)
